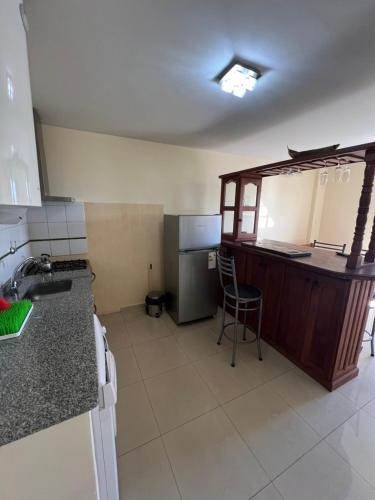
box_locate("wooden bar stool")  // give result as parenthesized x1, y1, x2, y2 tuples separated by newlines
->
(216, 252, 263, 367)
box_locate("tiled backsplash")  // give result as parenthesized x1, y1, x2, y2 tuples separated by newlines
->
(0, 202, 88, 286)
(0, 218, 32, 286)
(27, 202, 88, 257)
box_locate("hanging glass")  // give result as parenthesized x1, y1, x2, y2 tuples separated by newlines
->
(334, 158, 344, 183)
(320, 160, 329, 185)
(342, 164, 351, 183)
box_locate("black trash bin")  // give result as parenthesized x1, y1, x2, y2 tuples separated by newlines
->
(145, 291, 164, 318)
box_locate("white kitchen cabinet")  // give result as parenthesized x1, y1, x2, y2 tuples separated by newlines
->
(0, 0, 41, 206)
(0, 413, 99, 500)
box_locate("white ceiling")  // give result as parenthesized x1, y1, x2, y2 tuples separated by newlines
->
(24, 0, 375, 160)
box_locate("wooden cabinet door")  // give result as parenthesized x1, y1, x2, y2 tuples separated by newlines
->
(276, 267, 312, 360)
(248, 254, 285, 341)
(301, 273, 349, 380)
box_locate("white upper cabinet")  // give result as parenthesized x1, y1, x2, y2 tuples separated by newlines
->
(0, 0, 41, 206)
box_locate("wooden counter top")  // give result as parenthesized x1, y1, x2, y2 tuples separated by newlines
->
(222, 239, 375, 281)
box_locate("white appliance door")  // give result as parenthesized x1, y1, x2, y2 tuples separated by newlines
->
(179, 215, 222, 250)
(92, 315, 119, 500)
(99, 404, 119, 500)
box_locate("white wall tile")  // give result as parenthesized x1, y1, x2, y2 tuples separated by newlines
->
(0, 229, 12, 256)
(46, 204, 67, 223)
(16, 223, 29, 244)
(30, 241, 52, 256)
(0, 219, 31, 286)
(27, 206, 47, 223)
(29, 222, 49, 240)
(0, 261, 9, 286)
(65, 202, 85, 223)
(1, 203, 89, 283)
(67, 222, 86, 238)
(50, 240, 70, 257)
(48, 222, 69, 239)
(69, 239, 88, 255)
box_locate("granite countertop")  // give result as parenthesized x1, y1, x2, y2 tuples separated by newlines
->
(0, 267, 98, 446)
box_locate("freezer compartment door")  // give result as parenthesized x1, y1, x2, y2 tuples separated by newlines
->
(179, 215, 221, 250)
(178, 250, 218, 323)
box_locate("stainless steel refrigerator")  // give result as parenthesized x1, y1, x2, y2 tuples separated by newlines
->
(164, 215, 222, 324)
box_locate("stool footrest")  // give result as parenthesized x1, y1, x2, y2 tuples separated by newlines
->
(221, 322, 257, 345)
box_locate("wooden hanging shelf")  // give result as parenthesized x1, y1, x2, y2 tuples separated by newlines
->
(220, 141, 375, 179)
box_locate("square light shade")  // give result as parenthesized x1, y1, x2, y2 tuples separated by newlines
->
(219, 63, 260, 98)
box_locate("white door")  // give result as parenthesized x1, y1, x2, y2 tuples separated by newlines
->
(0, 0, 41, 206)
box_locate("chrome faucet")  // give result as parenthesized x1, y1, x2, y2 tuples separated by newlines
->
(10, 256, 39, 297)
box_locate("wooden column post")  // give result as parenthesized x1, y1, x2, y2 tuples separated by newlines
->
(365, 223, 375, 263)
(347, 149, 375, 269)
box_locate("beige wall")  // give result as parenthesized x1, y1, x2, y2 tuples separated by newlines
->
(259, 170, 317, 244)
(317, 164, 374, 251)
(42, 125, 319, 311)
(42, 125, 253, 214)
(85, 202, 163, 314)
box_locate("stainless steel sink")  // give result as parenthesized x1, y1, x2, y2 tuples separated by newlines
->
(23, 279, 72, 301)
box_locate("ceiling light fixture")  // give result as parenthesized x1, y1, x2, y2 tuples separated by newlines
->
(219, 62, 261, 98)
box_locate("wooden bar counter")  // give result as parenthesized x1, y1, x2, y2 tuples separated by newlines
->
(221, 240, 374, 391)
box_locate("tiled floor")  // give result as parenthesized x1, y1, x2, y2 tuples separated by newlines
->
(99, 307, 375, 500)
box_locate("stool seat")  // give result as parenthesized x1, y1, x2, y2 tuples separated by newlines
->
(225, 283, 261, 301)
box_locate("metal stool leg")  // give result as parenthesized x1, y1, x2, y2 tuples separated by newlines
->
(257, 299, 263, 361)
(217, 295, 226, 345)
(231, 300, 239, 367)
(243, 305, 247, 341)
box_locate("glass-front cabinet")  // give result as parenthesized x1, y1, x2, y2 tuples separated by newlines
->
(220, 174, 261, 241)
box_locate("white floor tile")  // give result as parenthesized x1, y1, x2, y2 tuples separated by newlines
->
(173, 316, 221, 334)
(224, 385, 320, 479)
(116, 347, 142, 388)
(338, 369, 375, 409)
(116, 381, 159, 455)
(118, 439, 180, 500)
(194, 350, 265, 404)
(100, 312, 126, 334)
(251, 484, 284, 500)
(121, 304, 145, 323)
(274, 441, 375, 500)
(128, 315, 173, 345)
(175, 325, 223, 361)
(163, 408, 269, 500)
(160, 312, 179, 331)
(100, 312, 131, 350)
(326, 410, 375, 489)
(269, 369, 357, 436)
(134, 336, 189, 379)
(245, 342, 295, 381)
(363, 398, 375, 418)
(145, 364, 218, 433)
